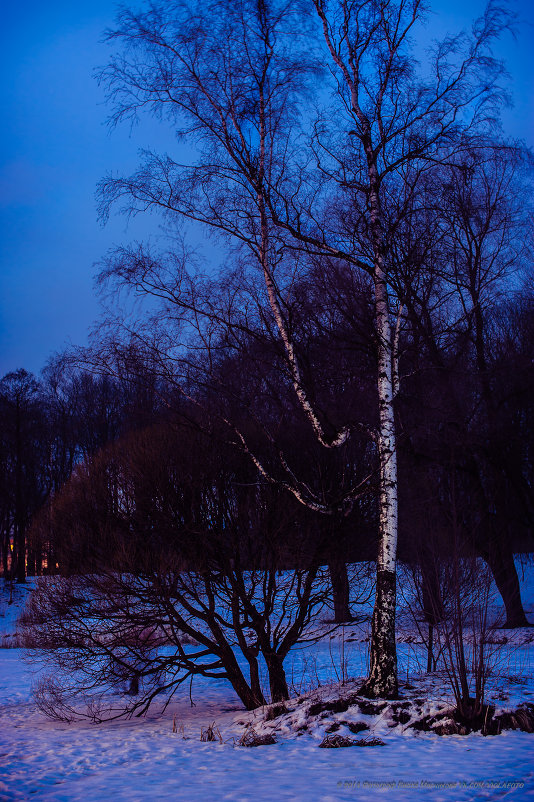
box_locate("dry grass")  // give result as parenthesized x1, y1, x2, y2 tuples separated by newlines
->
(237, 726, 276, 747)
(200, 722, 223, 743)
(319, 734, 357, 748)
(319, 733, 386, 748)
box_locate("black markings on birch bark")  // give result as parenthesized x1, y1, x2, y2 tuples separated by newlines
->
(362, 569, 398, 698)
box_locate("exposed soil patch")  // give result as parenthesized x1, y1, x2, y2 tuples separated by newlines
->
(343, 721, 370, 734)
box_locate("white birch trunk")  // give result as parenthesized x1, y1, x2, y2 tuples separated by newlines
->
(360, 166, 399, 699)
(312, 2, 400, 697)
(361, 269, 399, 698)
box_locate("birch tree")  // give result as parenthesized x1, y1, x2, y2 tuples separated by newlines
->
(264, 0, 512, 697)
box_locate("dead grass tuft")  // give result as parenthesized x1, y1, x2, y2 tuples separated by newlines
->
(238, 727, 276, 747)
(319, 734, 356, 748)
(200, 722, 222, 743)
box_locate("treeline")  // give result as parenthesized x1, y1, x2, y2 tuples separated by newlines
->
(0, 356, 163, 579)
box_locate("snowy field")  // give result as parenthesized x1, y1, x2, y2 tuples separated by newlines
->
(0, 564, 533, 801)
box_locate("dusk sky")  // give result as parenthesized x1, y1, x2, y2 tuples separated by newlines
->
(1, 0, 533, 378)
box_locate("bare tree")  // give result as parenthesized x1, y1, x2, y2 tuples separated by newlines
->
(23, 420, 338, 716)
(389, 145, 533, 627)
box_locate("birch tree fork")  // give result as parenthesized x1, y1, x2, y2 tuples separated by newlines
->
(98, 0, 513, 699)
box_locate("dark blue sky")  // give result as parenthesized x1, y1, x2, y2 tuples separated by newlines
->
(1, 0, 533, 377)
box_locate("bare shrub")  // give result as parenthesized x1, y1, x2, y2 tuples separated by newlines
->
(436, 557, 505, 727)
(402, 554, 509, 729)
(33, 675, 79, 722)
(265, 703, 288, 721)
(355, 736, 386, 746)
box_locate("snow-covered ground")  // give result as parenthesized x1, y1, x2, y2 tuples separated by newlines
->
(1, 564, 533, 801)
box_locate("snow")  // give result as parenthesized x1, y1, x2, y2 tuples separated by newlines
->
(0, 564, 533, 801)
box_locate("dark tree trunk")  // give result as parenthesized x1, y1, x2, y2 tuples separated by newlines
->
(35, 546, 42, 577)
(264, 653, 289, 703)
(329, 559, 352, 623)
(14, 524, 26, 584)
(484, 547, 531, 628)
(426, 623, 435, 673)
(214, 637, 267, 710)
(47, 543, 55, 575)
(1, 536, 8, 577)
(242, 649, 265, 708)
(26, 547, 36, 578)
(227, 668, 267, 710)
(421, 556, 444, 626)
